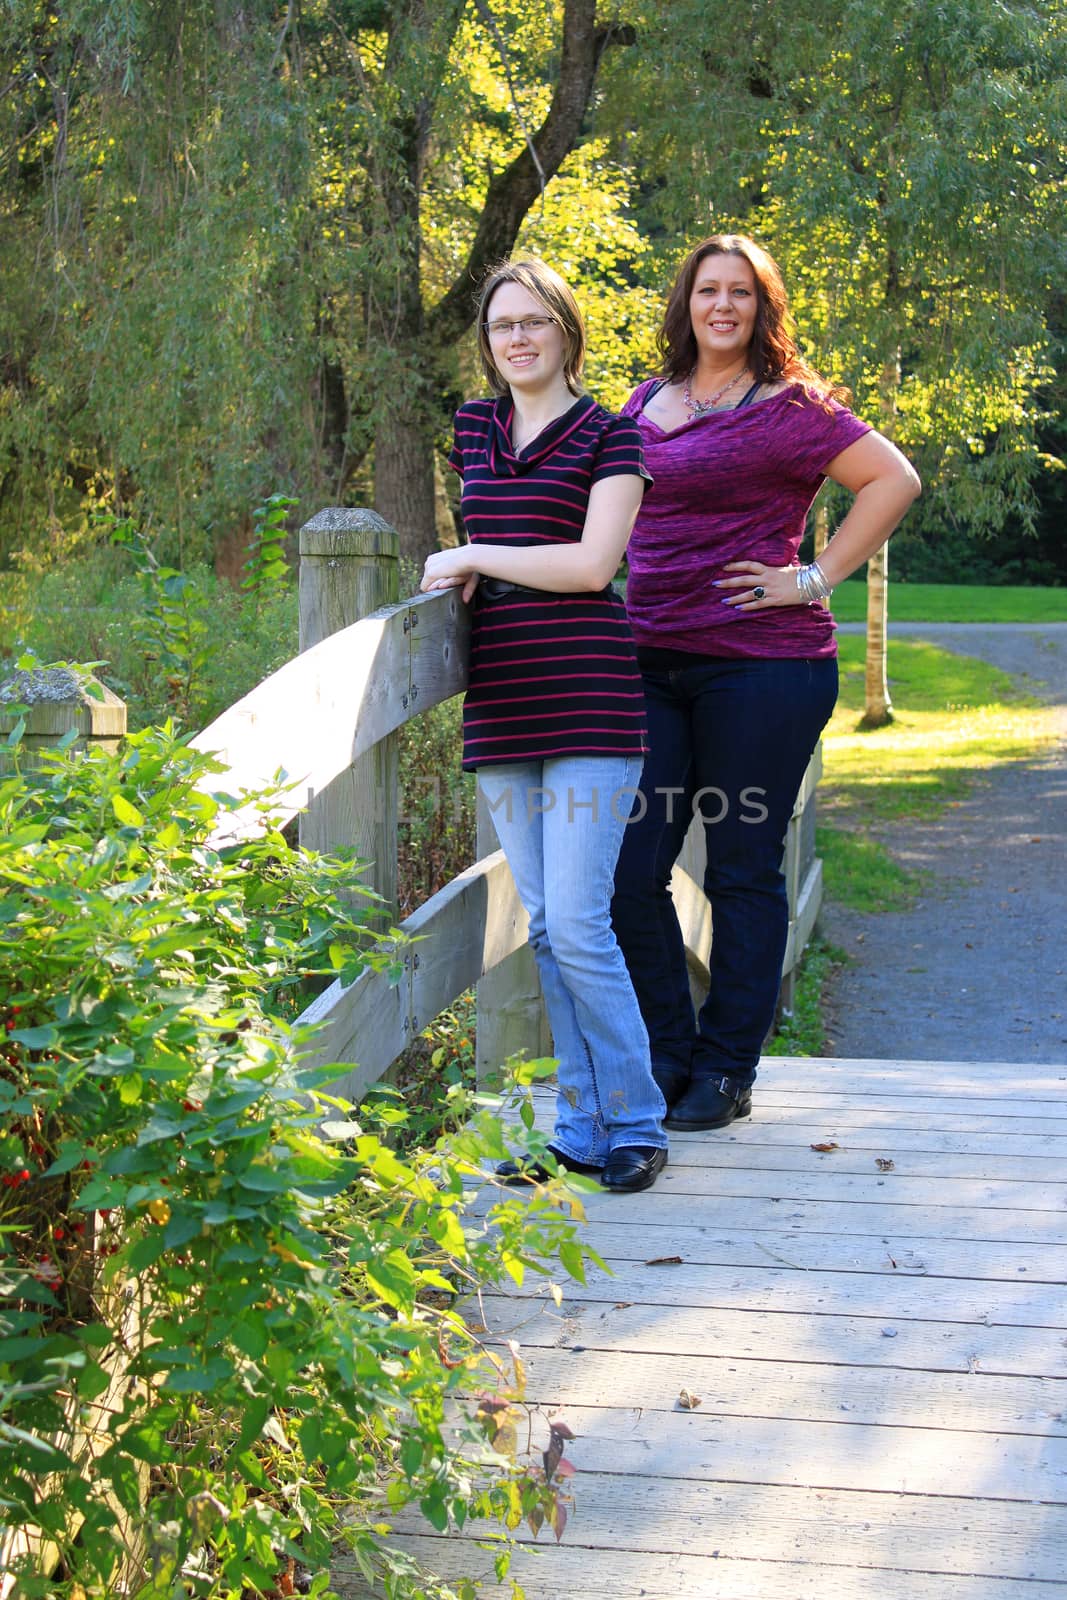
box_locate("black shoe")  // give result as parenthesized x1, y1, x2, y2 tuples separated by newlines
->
(600, 1144, 668, 1193)
(665, 1074, 752, 1131)
(652, 1061, 690, 1110)
(496, 1145, 603, 1185)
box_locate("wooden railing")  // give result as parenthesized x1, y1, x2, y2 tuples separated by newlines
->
(191, 508, 823, 1101)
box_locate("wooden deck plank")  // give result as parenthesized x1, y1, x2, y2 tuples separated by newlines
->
(668, 1138, 1067, 1178)
(719, 1105, 1067, 1134)
(480, 1256, 1067, 1327)
(380, 1475, 1067, 1579)
(567, 1190, 1067, 1242)
(751, 1054, 1067, 1090)
(551, 1221, 1067, 1281)
(474, 1341, 1067, 1437)
(452, 1402, 1067, 1500)
(334, 1058, 1067, 1598)
(622, 1163, 1067, 1209)
(477, 1295, 1065, 1377)
(334, 1534, 1067, 1600)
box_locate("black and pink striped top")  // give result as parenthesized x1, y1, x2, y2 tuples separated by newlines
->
(449, 395, 650, 771)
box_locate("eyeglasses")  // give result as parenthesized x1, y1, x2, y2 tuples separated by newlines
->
(483, 316, 558, 338)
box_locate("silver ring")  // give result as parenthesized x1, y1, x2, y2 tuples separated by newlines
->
(753, 585, 766, 600)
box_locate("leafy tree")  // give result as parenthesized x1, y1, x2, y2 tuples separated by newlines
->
(604, 0, 1067, 720)
(0, 1, 641, 576)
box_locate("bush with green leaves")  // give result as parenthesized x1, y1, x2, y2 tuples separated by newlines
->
(9, 542, 298, 734)
(0, 727, 599, 1599)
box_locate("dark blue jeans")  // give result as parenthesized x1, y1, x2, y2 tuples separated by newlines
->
(611, 655, 839, 1087)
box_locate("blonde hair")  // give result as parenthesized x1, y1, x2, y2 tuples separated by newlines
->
(475, 256, 586, 397)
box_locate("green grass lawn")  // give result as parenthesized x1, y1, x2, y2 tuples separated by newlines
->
(830, 579, 1067, 623)
(817, 636, 1058, 909)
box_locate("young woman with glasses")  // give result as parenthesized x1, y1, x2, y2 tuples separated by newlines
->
(420, 256, 668, 1193)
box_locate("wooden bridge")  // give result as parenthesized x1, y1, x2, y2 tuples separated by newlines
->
(191, 507, 821, 1094)
(335, 1055, 1067, 1599)
(191, 511, 1067, 1600)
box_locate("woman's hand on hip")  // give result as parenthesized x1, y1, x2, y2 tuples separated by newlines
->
(715, 561, 813, 610)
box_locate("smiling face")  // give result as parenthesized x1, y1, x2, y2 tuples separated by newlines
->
(688, 251, 759, 368)
(483, 281, 568, 396)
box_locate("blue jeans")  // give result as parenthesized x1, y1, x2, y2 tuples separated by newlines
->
(611, 656, 839, 1088)
(478, 756, 667, 1162)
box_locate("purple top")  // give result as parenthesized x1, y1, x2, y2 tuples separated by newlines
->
(621, 380, 871, 659)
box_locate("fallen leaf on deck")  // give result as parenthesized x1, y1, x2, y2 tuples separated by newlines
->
(875, 1158, 895, 1171)
(810, 1141, 839, 1152)
(613, 1301, 632, 1309)
(677, 1388, 702, 1410)
(645, 1254, 684, 1266)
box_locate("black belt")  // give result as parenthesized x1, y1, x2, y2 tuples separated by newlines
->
(479, 578, 613, 601)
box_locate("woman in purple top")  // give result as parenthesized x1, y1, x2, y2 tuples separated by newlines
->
(421, 257, 668, 1193)
(611, 234, 921, 1131)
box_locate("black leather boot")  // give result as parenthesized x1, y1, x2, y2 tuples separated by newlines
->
(651, 1060, 690, 1110)
(664, 1073, 752, 1131)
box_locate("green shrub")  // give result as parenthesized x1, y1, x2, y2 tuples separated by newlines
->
(0, 728, 598, 1599)
(9, 545, 298, 733)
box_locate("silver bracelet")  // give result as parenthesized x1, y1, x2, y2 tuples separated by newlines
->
(796, 559, 832, 603)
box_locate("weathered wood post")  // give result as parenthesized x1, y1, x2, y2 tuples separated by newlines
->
(0, 666, 143, 1597)
(475, 792, 551, 1084)
(0, 666, 126, 770)
(299, 509, 400, 916)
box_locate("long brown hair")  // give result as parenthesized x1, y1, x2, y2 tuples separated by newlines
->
(658, 234, 848, 402)
(475, 257, 586, 398)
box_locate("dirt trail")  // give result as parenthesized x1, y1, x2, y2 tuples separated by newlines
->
(821, 623, 1067, 1067)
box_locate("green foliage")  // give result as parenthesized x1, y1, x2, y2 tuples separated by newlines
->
(107, 518, 214, 725)
(0, 725, 599, 1598)
(1, 0, 1064, 571)
(242, 494, 300, 610)
(814, 826, 926, 913)
(765, 939, 850, 1056)
(398, 692, 477, 918)
(390, 992, 479, 1152)
(12, 545, 298, 732)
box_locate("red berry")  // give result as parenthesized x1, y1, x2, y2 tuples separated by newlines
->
(18, 1169, 30, 1184)
(54, 1228, 65, 1240)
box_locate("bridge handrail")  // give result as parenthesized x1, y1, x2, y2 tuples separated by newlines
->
(189, 508, 822, 1101)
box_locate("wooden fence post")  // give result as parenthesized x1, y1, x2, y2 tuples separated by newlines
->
(298, 509, 400, 917)
(475, 790, 551, 1086)
(0, 666, 126, 771)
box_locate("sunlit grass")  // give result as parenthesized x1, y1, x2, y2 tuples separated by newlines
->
(814, 636, 1058, 918)
(821, 637, 1057, 824)
(831, 579, 1067, 623)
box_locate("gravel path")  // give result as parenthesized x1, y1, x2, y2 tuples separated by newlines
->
(821, 623, 1067, 1067)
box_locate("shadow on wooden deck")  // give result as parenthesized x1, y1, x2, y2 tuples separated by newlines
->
(333, 1054, 1067, 1600)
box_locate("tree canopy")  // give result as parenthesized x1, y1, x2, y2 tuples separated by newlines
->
(1, 0, 1064, 579)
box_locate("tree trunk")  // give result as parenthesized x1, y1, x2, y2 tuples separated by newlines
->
(862, 345, 901, 726)
(370, 0, 626, 569)
(861, 540, 893, 727)
(375, 406, 437, 573)
(366, 1, 466, 569)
